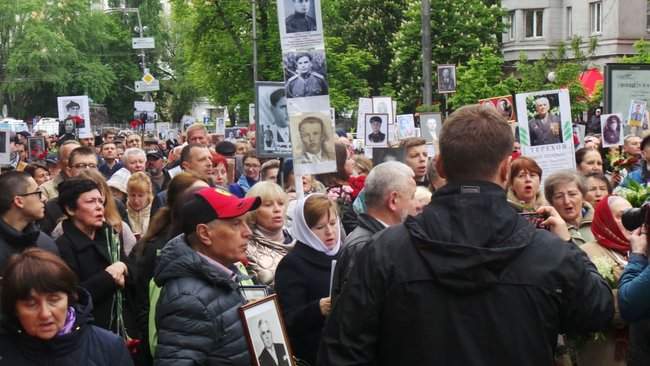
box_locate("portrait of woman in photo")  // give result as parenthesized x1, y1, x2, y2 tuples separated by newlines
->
(601, 114, 622, 147)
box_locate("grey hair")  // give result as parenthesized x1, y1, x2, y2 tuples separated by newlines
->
(535, 97, 549, 106)
(365, 161, 414, 209)
(544, 170, 587, 202)
(123, 147, 146, 162)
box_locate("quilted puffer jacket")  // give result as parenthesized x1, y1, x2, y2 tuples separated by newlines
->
(153, 234, 250, 366)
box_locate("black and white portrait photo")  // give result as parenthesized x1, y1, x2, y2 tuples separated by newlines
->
(290, 111, 337, 175)
(255, 82, 292, 157)
(601, 113, 624, 148)
(364, 113, 388, 147)
(419, 113, 442, 145)
(437, 65, 456, 93)
(284, 0, 317, 33)
(397, 114, 416, 139)
(57, 95, 91, 133)
(216, 117, 226, 135)
(284, 51, 328, 99)
(0, 128, 8, 165)
(240, 295, 295, 366)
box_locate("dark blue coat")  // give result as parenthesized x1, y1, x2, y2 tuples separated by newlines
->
(0, 289, 133, 365)
(153, 234, 250, 366)
(0, 218, 58, 272)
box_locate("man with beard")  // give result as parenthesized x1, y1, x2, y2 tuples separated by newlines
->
(330, 161, 415, 304)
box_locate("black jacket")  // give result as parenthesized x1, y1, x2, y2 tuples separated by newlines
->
(153, 234, 250, 366)
(55, 220, 131, 332)
(0, 218, 58, 271)
(258, 343, 290, 366)
(318, 182, 614, 366)
(330, 213, 385, 304)
(275, 241, 338, 366)
(0, 289, 133, 366)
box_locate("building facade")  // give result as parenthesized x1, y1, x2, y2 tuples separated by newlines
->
(502, 0, 650, 66)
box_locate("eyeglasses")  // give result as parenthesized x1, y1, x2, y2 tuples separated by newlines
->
(72, 163, 97, 169)
(18, 190, 43, 199)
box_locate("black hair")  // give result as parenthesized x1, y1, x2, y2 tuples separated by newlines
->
(57, 178, 100, 215)
(270, 89, 286, 107)
(180, 143, 207, 164)
(0, 171, 30, 215)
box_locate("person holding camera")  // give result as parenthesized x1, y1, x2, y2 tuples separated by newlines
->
(618, 204, 650, 365)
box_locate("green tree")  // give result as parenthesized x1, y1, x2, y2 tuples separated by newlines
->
(386, 0, 505, 112)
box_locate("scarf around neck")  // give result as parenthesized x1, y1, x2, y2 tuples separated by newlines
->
(290, 193, 341, 256)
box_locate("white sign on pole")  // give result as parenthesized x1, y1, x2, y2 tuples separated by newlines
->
(135, 80, 160, 93)
(134, 101, 156, 112)
(132, 37, 155, 49)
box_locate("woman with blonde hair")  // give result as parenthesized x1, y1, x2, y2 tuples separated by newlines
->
(245, 181, 295, 286)
(126, 172, 157, 240)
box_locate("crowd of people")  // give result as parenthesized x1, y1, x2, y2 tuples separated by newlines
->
(1, 105, 650, 366)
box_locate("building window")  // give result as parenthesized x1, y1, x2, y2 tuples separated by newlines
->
(525, 9, 543, 38)
(566, 7, 572, 39)
(508, 11, 515, 40)
(590, 2, 602, 34)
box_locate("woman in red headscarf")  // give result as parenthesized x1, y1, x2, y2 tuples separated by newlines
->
(578, 195, 638, 366)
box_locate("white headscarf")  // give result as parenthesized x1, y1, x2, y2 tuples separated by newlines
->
(290, 193, 341, 256)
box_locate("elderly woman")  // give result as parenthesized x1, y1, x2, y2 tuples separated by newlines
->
(576, 147, 604, 175)
(245, 181, 294, 286)
(0, 248, 133, 365)
(126, 172, 157, 240)
(275, 194, 341, 365)
(55, 178, 130, 332)
(507, 157, 546, 212)
(578, 196, 637, 366)
(584, 172, 612, 208)
(544, 170, 595, 245)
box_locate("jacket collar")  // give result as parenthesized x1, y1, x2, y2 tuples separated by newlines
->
(356, 213, 386, 234)
(292, 241, 338, 268)
(60, 220, 112, 263)
(0, 218, 40, 247)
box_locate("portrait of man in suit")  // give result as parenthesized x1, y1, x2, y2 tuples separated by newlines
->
(269, 89, 290, 149)
(257, 319, 290, 366)
(528, 96, 562, 146)
(367, 116, 386, 143)
(295, 115, 335, 164)
(285, 0, 317, 33)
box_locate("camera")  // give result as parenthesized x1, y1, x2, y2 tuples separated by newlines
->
(622, 204, 650, 231)
(519, 212, 548, 229)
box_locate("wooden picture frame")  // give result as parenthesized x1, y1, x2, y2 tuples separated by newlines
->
(239, 294, 296, 366)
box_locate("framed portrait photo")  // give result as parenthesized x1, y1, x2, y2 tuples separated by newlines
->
(364, 113, 389, 147)
(241, 285, 270, 303)
(277, 0, 324, 50)
(27, 136, 47, 162)
(57, 95, 91, 134)
(419, 113, 442, 145)
(283, 50, 328, 99)
(479, 95, 516, 122)
(255, 81, 292, 158)
(0, 125, 10, 165)
(240, 295, 296, 366)
(437, 65, 457, 94)
(601, 113, 624, 147)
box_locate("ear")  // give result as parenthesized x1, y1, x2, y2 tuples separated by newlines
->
(497, 155, 512, 188)
(181, 161, 190, 171)
(386, 191, 399, 212)
(434, 155, 447, 179)
(12, 195, 25, 209)
(64, 205, 75, 217)
(195, 224, 212, 246)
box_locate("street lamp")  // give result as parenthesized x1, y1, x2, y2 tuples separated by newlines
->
(103, 7, 147, 72)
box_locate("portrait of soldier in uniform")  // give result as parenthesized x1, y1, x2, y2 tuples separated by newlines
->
(285, 52, 328, 98)
(285, 0, 317, 33)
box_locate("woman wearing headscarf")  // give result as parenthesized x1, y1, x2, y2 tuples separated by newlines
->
(274, 194, 341, 365)
(578, 196, 638, 366)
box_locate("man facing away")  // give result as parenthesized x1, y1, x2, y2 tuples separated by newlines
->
(318, 104, 614, 366)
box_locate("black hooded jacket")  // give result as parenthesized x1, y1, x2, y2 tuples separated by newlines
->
(0, 289, 133, 365)
(318, 182, 614, 366)
(0, 218, 58, 271)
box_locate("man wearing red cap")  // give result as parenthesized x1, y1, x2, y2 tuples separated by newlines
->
(154, 187, 260, 366)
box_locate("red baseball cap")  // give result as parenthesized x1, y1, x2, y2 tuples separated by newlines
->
(181, 187, 261, 235)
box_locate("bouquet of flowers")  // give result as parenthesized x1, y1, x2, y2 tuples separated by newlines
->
(616, 180, 650, 208)
(607, 149, 640, 183)
(326, 184, 354, 205)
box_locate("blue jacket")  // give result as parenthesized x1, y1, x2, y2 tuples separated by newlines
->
(619, 253, 650, 321)
(153, 234, 250, 366)
(620, 167, 649, 188)
(0, 289, 133, 366)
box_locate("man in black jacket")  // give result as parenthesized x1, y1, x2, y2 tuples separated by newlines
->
(330, 161, 415, 304)
(154, 187, 261, 366)
(0, 171, 58, 271)
(318, 104, 614, 366)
